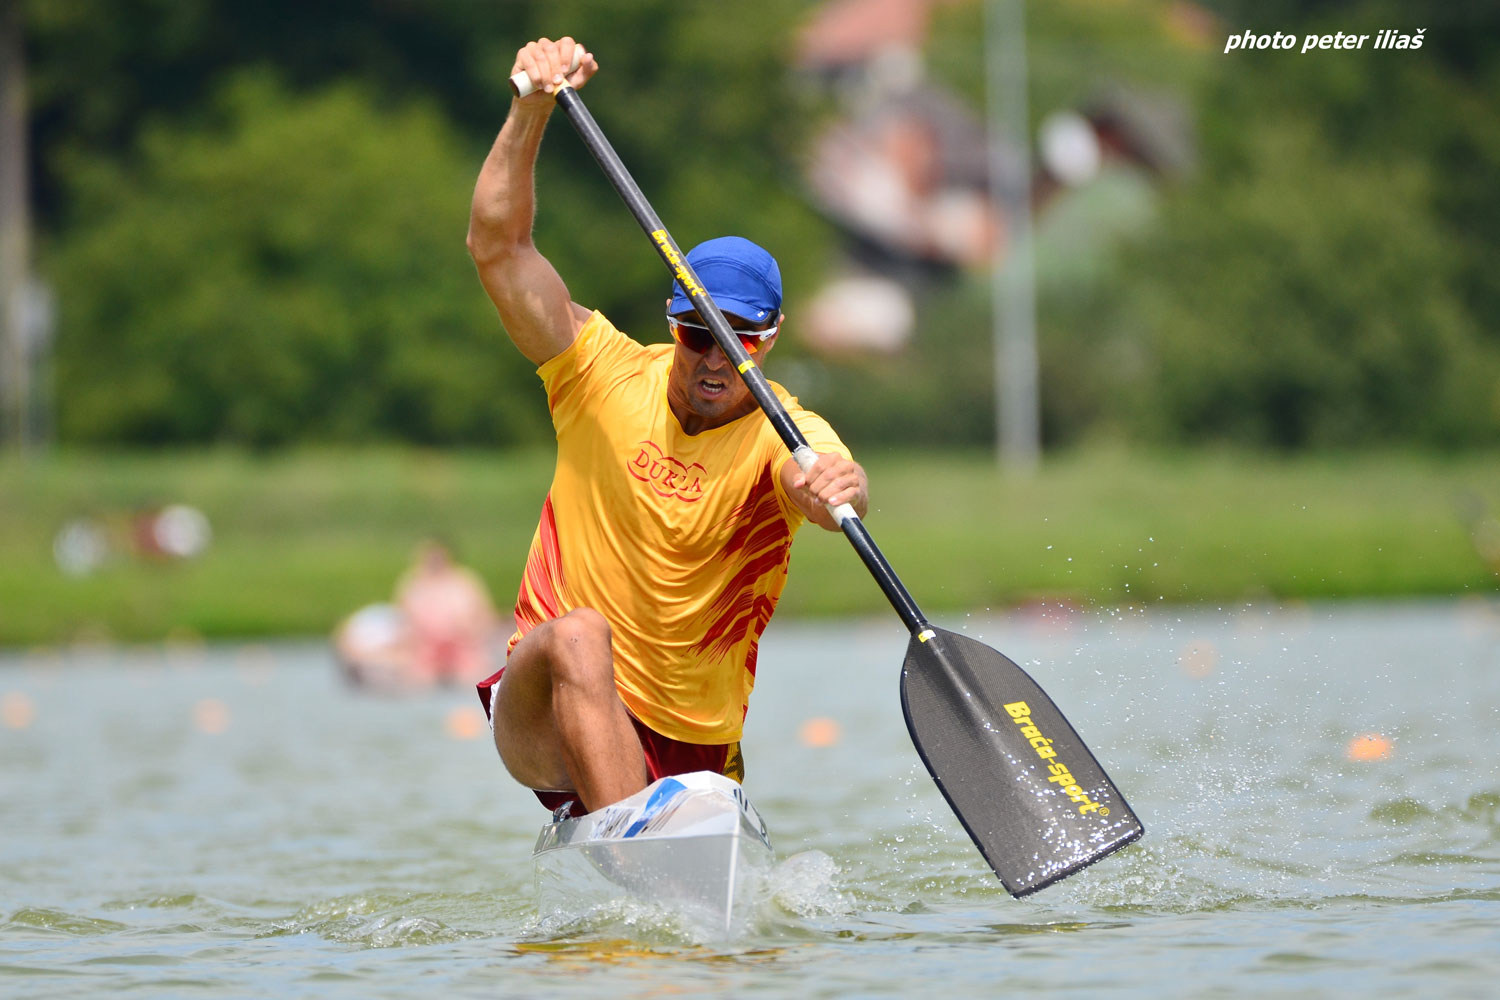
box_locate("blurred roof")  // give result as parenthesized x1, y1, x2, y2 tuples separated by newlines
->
(795, 0, 954, 68)
(1087, 86, 1195, 177)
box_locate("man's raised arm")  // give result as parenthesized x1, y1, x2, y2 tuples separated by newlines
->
(466, 37, 598, 367)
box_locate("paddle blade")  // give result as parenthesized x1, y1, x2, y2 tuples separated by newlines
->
(900, 626, 1143, 896)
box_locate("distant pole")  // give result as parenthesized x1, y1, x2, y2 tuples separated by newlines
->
(0, 0, 32, 451)
(984, 0, 1040, 473)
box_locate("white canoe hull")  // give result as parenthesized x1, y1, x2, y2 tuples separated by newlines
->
(532, 771, 774, 934)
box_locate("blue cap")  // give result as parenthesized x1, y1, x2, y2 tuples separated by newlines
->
(667, 236, 782, 324)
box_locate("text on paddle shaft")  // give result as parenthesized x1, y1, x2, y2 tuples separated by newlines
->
(651, 229, 706, 302)
(1004, 701, 1109, 817)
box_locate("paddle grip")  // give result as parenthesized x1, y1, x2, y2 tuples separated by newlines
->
(792, 445, 856, 527)
(510, 49, 584, 98)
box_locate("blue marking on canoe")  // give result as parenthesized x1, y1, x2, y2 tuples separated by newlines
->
(623, 777, 686, 839)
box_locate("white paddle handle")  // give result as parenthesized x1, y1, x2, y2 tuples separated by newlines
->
(792, 445, 857, 527)
(510, 49, 584, 99)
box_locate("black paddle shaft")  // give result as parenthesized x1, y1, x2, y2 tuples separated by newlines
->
(553, 86, 928, 635)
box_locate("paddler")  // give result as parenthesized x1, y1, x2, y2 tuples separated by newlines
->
(467, 35, 869, 816)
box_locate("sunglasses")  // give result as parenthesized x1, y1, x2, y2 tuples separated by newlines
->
(667, 313, 779, 356)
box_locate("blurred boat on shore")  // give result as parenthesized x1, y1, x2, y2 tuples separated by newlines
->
(333, 539, 502, 692)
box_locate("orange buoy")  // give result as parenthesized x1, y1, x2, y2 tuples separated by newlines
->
(1346, 732, 1392, 761)
(192, 698, 230, 734)
(445, 706, 485, 741)
(798, 716, 841, 748)
(2, 691, 36, 729)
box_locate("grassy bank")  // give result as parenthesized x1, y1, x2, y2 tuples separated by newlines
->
(1, 447, 1496, 646)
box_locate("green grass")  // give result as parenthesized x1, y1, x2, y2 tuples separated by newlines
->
(782, 447, 1500, 616)
(1, 446, 1496, 646)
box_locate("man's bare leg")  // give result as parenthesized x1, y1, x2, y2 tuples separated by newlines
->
(491, 608, 648, 811)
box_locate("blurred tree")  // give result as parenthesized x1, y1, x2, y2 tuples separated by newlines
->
(24, 0, 505, 220)
(51, 74, 543, 446)
(1111, 0, 1500, 447)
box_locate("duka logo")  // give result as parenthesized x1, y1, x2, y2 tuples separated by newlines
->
(628, 441, 707, 502)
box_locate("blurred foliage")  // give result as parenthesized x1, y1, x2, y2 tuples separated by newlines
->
(1111, 0, 1500, 448)
(862, 0, 1500, 450)
(51, 74, 541, 445)
(19, 0, 1500, 450)
(28, 0, 829, 446)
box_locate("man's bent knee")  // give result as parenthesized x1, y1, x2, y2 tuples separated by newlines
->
(545, 607, 610, 651)
(539, 608, 614, 689)
(493, 607, 634, 796)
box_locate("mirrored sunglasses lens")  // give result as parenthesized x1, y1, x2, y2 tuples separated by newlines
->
(672, 322, 715, 353)
(672, 317, 766, 355)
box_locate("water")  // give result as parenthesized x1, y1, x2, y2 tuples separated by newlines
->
(3, 600, 1499, 998)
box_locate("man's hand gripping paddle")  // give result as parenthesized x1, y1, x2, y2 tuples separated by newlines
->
(511, 63, 1143, 896)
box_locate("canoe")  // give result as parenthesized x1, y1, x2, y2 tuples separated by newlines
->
(532, 771, 774, 935)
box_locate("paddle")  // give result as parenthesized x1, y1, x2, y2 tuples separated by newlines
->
(512, 68, 1143, 896)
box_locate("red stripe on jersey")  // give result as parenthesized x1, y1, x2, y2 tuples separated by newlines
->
(512, 493, 565, 644)
(695, 469, 791, 660)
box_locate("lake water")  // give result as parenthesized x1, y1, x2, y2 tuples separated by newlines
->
(3, 599, 1499, 998)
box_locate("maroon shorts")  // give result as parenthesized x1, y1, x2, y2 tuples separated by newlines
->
(476, 666, 744, 817)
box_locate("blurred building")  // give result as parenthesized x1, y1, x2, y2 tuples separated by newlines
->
(792, 0, 1197, 355)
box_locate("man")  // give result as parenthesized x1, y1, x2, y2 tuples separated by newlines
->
(467, 36, 868, 817)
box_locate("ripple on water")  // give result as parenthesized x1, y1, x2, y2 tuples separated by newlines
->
(2, 908, 128, 936)
(1370, 789, 1500, 832)
(260, 893, 473, 948)
(100, 893, 203, 912)
(1369, 797, 1440, 824)
(1043, 835, 1296, 914)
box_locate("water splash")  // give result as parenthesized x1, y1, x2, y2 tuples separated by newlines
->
(763, 850, 850, 918)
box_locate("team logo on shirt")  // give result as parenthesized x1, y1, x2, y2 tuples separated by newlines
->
(629, 441, 707, 502)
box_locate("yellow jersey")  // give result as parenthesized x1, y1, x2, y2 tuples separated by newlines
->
(509, 311, 851, 743)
